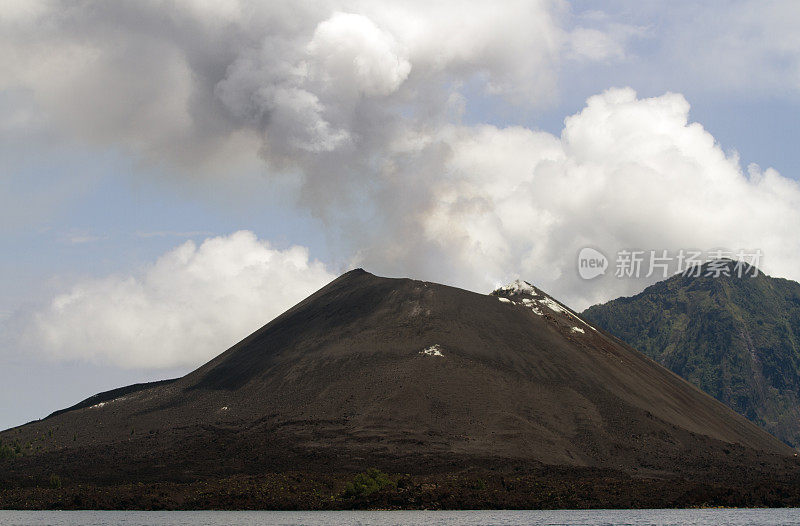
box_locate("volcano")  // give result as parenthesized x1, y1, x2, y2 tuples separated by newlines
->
(2, 269, 799, 509)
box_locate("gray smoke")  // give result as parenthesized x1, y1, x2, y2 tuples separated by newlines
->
(4, 0, 800, 314)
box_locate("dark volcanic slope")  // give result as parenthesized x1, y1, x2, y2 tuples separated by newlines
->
(582, 261, 800, 448)
(0, 270, 794, 488)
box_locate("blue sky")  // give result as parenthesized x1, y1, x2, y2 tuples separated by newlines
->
(2, 1, 800, 429)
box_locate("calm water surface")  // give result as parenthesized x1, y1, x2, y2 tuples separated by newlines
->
(1, 509, 799, 526)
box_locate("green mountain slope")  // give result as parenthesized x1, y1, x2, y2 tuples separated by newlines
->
(582, 261, 800, 448)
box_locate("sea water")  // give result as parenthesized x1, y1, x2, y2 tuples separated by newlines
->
(1, 509, 799, 525)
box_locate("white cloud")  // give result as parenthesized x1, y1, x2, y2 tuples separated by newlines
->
(568, 27, 627, 61)
(351, 88, 800, 309)
(5, 0, 800, 331)
(573, 1, 800, 96)
(24, 231, 335, 368)
(11, 88, 800, 368)
(674, 1, 800, 93)
(306, 12, 411, 98)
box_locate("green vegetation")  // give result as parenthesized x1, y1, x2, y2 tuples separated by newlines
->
(471, 478, 487, 490)
(0, 443, 15, 459)
(343, 468, 395, 498)
(583, 261, 800, 447)
(49, 474, 62, 489)
(0, 439, 22, 459)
